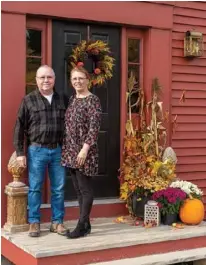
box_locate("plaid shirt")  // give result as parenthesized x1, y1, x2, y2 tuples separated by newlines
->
(13, 89, 68, 156)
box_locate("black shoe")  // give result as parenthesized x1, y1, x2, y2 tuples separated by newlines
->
(67, 221, 88, 239)
(85, 220, 91, 235)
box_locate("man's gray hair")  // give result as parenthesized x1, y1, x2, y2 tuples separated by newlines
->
(36, 65, 55, 77)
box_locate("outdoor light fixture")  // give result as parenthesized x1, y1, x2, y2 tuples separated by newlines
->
(184, 31, 204, 57)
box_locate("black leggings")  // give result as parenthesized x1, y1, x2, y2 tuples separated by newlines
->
(70, 168, 93, 223)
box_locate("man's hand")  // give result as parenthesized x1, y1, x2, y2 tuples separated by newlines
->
(16, 156, 27, 168)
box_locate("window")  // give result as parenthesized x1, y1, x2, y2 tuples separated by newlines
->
(127, 34, 143, 113)
(26, 29, 42, 94)
(26, 19, 46, 94)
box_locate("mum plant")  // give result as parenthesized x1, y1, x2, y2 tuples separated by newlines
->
(170, 180, 203, 200)
(152, 187, 187, 215)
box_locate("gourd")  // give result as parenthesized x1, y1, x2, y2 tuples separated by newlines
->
(179, 198, 205, 225)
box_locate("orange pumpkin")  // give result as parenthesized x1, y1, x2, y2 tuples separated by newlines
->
(180, 198, 205, 225)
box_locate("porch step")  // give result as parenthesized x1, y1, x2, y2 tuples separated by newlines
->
(89, 247, 206, 265)
(2, 217, 206, 265)
(40, 198, 128, 222)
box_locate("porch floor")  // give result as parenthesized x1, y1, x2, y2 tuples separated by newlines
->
(2, 217, 206, 259)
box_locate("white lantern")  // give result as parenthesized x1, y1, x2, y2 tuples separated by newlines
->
(144, 201, 160, 227)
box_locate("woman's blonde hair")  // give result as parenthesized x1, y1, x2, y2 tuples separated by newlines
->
(70, 66, 90, 79)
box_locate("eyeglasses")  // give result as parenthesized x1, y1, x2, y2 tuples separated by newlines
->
(36, 76, 54, 81)
(71, 77, 87, 82)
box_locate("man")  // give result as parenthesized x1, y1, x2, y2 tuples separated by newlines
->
(14, 65, 68, 237)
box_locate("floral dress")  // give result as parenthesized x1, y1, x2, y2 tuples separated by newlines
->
(61, 94, 102, 176)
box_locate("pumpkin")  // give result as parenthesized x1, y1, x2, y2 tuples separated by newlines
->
(179, 198, 205, 225)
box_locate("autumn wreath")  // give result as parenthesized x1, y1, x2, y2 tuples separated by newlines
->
(70, 40, 115, 88)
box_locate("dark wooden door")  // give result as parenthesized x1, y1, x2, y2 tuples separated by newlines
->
(52, 20, 120, 199)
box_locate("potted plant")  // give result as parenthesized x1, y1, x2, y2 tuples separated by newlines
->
(152, 187, 187, 225)
(170, 180, 205, 225)
(132, 187, 152, 218)
(170, 180, 203, 199)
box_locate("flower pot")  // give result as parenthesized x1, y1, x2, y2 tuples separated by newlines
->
(161, 213, 178, 225)
(132, 194, 150, 218)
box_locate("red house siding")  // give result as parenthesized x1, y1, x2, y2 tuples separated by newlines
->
(1, 12, 26, 226)
(171, 2, 206, 213)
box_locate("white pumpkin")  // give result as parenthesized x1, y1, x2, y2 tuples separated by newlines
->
(162, 147, 177, 164)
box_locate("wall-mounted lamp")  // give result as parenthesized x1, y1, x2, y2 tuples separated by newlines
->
(184, 31, 204, 57)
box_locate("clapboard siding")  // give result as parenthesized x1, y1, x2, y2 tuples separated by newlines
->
(173, 57, 206, 67)
(172, 132, 206, 140)
(175, 148, 206, 156)
(172, 123, 206, 132)
(172, 139, 206, 148)
(172, 65, 206, 75)
(176, 164, 206, 172)
(172, 106, 206, 115)
(174, 2, 206, 11)
(172, 98, 206, 107)
(174, 7, 206, 19)
(175, 156, 206, 164)
(172, 48, 206, 58)
(173, 15, 206, 27)
(172, 90, 206, 98)
(177, 172, 206, 180)
(173, 31, 206, 41)
(172, 2, 206, 211)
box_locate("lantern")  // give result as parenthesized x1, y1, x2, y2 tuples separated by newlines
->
(184, 31, 204, 57)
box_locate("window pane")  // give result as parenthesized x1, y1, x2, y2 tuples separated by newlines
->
(128, 64, 139, 85)
(26, 57, 41, 83)
(26, 29, 42, 56)
(128, 39, 140, 63)
(128, 65, 139, 113)
(26, 85, 36, 95)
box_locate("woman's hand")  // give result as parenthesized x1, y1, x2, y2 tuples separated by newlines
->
(77, 143, 90, 167)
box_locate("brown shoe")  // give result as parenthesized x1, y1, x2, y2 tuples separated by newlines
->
(50, 223, 67, 236)
(28, 223, 40, 237)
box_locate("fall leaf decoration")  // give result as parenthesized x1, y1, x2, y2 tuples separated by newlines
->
(179, 90, 186, 103)
(69, 40, 115, 88)
(172, 114, 178, 134)
(126, 72, 146, 136)
(119, 77, 177, 216)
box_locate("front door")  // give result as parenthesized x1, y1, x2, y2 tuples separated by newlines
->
(52, 20, 120, 200)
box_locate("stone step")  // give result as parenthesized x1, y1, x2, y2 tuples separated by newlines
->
(2, 218, 206, 265)
(89, 248, 206, 265)
(2, 218, 206, 258)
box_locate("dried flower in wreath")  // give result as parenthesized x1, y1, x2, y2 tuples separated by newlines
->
(69, 40, 115, 88)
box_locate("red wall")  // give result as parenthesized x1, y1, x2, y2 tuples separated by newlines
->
(171, 2, 206, 215)
(1, 13, 26, 225)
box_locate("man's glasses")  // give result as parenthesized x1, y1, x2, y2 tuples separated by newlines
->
(36, 76, 54, 81)
(71, 77, 87, 82)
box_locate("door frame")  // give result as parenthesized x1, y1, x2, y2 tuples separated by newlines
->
(120, 27, 146, 164)
(29, 17, 147, 203)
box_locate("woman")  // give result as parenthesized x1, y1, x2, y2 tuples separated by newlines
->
(62, 67, 102, 239)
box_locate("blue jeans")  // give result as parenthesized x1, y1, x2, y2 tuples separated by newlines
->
(28, 145, 65, 224)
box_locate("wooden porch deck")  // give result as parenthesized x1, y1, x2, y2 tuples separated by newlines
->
(2, 217, 206, 265)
